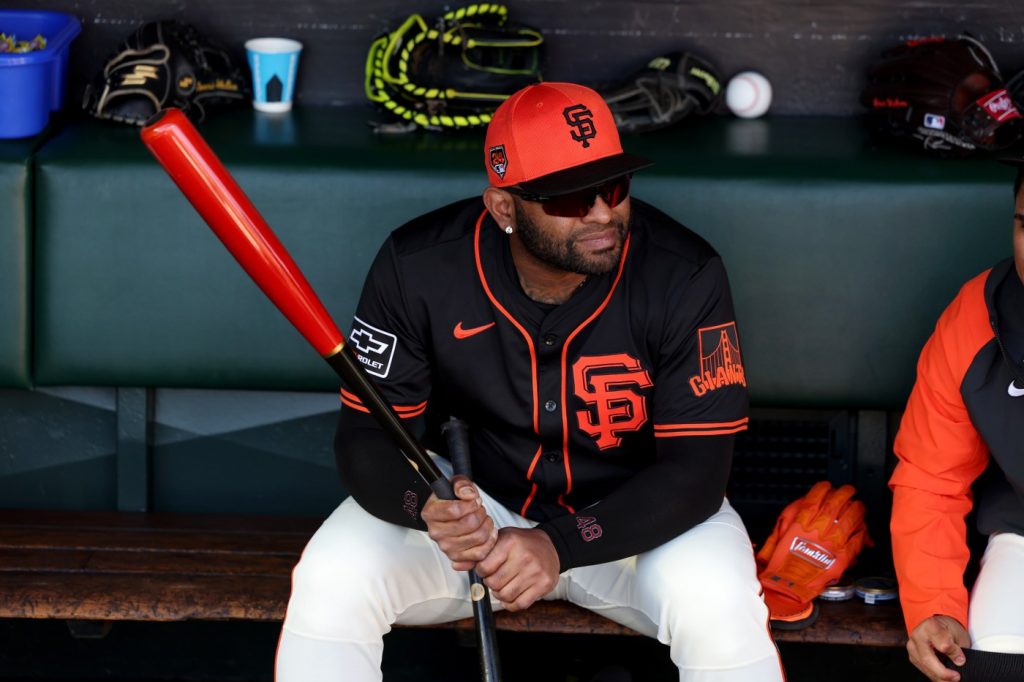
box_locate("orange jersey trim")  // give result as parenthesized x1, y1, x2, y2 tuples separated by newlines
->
(525, 445, 543, 481)
(559, 233, 632, 505)
(474, 211, 540, 435)
(475, 211, 545, 516)
(653, 417, 749, 437)
(520, 483, 539, 518)
(339, 389, 427, 419)
(522, 447, 542, 517)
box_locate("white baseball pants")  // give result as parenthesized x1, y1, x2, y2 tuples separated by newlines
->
(276, 473, 784, 681)
(969, 531, 1024, 653)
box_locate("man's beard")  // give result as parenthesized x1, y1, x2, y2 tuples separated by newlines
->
(514, 208, 629, 276)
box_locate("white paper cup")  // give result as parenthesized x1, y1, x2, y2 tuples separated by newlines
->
(245, 37, 303, 112)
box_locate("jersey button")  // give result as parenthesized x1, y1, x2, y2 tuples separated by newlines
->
(544, 400, 557, 412)
(543, 334, 558, 346)
(544, 451, 561, 463)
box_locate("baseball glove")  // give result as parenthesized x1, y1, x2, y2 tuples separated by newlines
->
(861, 35, 1022, 155)
(364, 3, 544, 132)
(756, 481, 872, 629)
(83, 20, 247, 125)
(601, 52, 723, 133)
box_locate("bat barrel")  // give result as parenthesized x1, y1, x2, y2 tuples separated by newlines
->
(141, 108, 447, 489)
(141, 108, 343, 357)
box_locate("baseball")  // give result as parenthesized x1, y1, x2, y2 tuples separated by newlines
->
(725, 71, 772, 119)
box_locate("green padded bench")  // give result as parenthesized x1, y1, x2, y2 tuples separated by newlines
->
(634, 117, 1013, 409)
(7, 107, 1017, 652)
(0, 135, 37, 389)
(32, 107, 487, 391)
(31, 110, 1014, 406)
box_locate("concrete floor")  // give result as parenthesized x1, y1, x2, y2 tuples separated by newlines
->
(0, 619, 920, 681)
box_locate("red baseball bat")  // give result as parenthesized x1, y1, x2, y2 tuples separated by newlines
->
(139, 108, 451, 498)
(143, 109, 502, 681)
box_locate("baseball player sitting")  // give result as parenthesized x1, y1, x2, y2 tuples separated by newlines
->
(275, 82, 785, 681)
(890, 154, 1024, 682)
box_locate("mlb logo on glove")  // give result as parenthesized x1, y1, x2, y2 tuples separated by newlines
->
(923, 113, 946, 130)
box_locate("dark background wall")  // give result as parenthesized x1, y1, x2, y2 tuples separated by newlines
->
(14, 0, 1024, 116)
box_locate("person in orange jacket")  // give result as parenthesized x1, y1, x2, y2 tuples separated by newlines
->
(891, 158, 1024, 682)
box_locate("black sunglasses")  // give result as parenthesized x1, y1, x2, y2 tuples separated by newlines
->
(510, 174, 632, 218)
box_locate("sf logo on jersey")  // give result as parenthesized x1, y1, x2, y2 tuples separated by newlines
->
(689, 322, 746, 397)
(573, 353, 653, 449)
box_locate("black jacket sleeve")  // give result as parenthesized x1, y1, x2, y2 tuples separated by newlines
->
(334, 407, 431, 531)
(536, 434, 734, 571)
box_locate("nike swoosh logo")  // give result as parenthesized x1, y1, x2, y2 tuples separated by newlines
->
(454, 321, 496, 340)
(1009, 380, 1024, 398)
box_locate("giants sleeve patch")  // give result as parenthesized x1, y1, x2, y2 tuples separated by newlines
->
(688, 322, 746, 397)
(350, 316, 397, 378)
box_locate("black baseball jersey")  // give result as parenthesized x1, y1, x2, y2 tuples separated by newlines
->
(340, 196, 749, 566)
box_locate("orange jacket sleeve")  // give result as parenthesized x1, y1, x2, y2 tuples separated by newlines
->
(889, 271, 993, 635)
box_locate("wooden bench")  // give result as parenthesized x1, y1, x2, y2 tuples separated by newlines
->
(0, 508, 906, 648)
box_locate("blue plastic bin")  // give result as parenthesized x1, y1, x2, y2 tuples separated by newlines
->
(0, 10, 81, 139)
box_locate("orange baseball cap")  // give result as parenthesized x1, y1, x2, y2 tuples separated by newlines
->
(484, 82, 653, 196)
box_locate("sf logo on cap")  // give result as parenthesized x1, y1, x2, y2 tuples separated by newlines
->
(563, 104, 596, 148)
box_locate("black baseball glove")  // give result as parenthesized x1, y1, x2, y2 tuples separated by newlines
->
(83, 20, 247, 125)
(601, 52, 723, 133)
(364, 3, 544, 132)
(861, 35, 1022, 155)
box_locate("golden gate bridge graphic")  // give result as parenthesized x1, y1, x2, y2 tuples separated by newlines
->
(690, 322, 746, 396)
(701, 326, 742, 377)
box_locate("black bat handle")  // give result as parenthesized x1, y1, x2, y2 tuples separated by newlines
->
(442, 417, 502, 682)
(444, 417, 473, 479)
